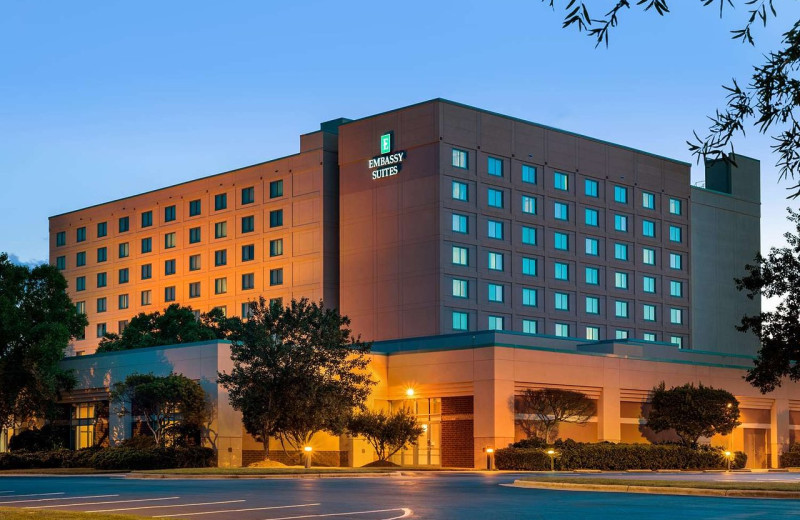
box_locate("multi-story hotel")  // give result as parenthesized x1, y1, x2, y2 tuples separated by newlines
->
(41, 99, 789, 469)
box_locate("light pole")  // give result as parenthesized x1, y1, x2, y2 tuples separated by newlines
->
(547, 449, 556, 472)
(484, 448, 494, 470)
(304, 446, 313, 469)
(725, 451, 732, 471)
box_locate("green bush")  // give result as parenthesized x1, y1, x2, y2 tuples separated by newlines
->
(780, 443, 800, 467)
(0, 446, 214, 470)
(8, 425, 69, 452)
(495, 440, 746, 471)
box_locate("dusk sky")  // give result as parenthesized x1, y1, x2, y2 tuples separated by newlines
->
(3, 1, 800, 268)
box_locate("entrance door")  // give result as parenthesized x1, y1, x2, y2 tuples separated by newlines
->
(744, 428, 769, 469)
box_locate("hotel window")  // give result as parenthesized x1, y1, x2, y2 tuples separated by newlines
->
(96, 272, 107, 288)
(522, 226, 537, 245)
(270, 180, 284, 199)
(584, 178, 598, 197)
(670, 280, 683, 297)
(554, 202, 569, 221)
(270, 239, 283, 257)
(554, 323, 569, 338)
(76, 301, 85, 315)
(482, 252, 504, 274)
(270, 210, 283, 228)
(452, 279, 468, 298)
(615, 301, 629, 318)
(214, 249, 227, 267)
(189, 227, 202, 243)
(488, 157, 503, 177)
(164, 259, 176, 276)
(452, 148, 468, 169)
(119, 216, 129, 233)
(188, 283, 201, 299)
(554, 292, 569, 311)
(76, 251, 86, 267)
(452, 181, 468, 201)
(452, 311, 468, 331)
(669, 225, 682, 243)
(76, 227, 86, 243)
(643, 247, 655, 265)
(141, 290, 152, 306)
(671, 336, 684, 348)
(118, 294, 128, 310)
(555, 261, 569, 281)
(141, 263, 152, 280)
(614, 243, 628, 261)
(141, 238, 152, 254)
(215, 193, 227, 211)
(165, 286, 176, 302)
(215, 221, 227, 239)
(488, 283, 504, 303)
(616, 330, 629, 340)
(487, 188, 503, 208)
(522, 257, 537, 276)
(614, 185, 627, 204)
(669, 252, 682, 270)
(614, 272, 628, 290)
(241, 303, 253, 319)
(586, 296, 599, 314)
(522, 319, 538, 334)
(670, 308, 683, 325)
(488, 220, 504, 240)
(452, 246, 468, 266)
(214, 277, 227, 295)
(96, 247, 107, 263)
(642, 192, 655, 209)
(643, 333, 656, 342)
(585, 208, 599, 226)
(586, 326, 599, 341)
(269, 268, 283, 286)
(189, 199, 202, 216)
(189, 255, 201, 271)
(554, 172, 568, 191)
(585, 267, 599, 285)
(165, 205, 176, 222)
(242, 273, 255, 290)
(164, 232, 176, 249)
(642, 219, 655, 238)
(119, 242, 129, 258)
(56, 256, 66, 270)
(242, 244, 255, 262)
(554, 232, 568, 251)
(521, 195, 536, 215)
(241, 216, 255, 234)
(269, 298, 282, 308)
(97, 297, 107, 313)
(56, 231, 66, 246)
(585, 238, 598, 256)
(141, 211, 153, 228)
(614, 214, 628, 232)
(242, 186, 255, 205)
(76, 276, 86, 292)
(452, 213, 468, 233)
(97, 222, 107, 238)
(643, 275, 656, 293)
(488, 316, 504, 331)
(522, 288, 538, 307)
(669, 198, 682, 215)
(97, 323, 107, 338)
(522, 164, 537, 184)
(643, 304, 656, 321)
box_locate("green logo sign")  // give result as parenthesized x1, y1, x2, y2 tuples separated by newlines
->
(380, 133, 391, 154)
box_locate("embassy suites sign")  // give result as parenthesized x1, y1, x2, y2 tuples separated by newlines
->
(369, 132, 405, 180)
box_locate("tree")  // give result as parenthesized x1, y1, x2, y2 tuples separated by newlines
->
(111, 373, 210, 447)
(736, 209, 800, 392)
(97, 304, 239, 352)
(541, 1, 800, 196)
(516, 388, 596, 443)
(348, 408, 424, 462)
(0, 253, 87, 430)
(218, 298, 374, 458)
(646, 382, 741, 446)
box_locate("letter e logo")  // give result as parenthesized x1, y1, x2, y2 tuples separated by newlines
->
(380, 133, 391, 154)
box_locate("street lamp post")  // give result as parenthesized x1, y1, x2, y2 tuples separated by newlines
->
(484, 448, 494, 471)
(304, 446, 313, 469)
(725, 451, 732, 471)
(547, 449, 556, 472)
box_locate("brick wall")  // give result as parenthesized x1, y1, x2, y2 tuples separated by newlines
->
(441, 396, 474, 468)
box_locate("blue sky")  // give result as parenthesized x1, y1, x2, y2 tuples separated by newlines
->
(2, 0, 799, 266)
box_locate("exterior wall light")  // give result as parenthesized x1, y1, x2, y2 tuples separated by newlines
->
(547, 449, 557, 471)
(406, 388, 415, 397)
(304, 446, 313, 469)
(484, 447, 495, 470)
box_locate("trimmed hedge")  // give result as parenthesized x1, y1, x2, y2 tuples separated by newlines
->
(0, 446, 215, 471)
(495, 440, 747, 471)
(780, 443, 800, 467)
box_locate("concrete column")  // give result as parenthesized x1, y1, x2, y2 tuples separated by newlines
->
(771, 398, 790, 468)
(597, 386, 621, 443)
(108, 400, 131, 447)
(473, 347, 516, 468)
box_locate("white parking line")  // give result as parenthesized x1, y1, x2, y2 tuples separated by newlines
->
(0, 492, 64, 500)
(26, 496, 180, 509)
(156, 503, 320, 518)
(87, 499, 247, 513)
(264, 508, 413, 520)
(0, 495, 117, 504)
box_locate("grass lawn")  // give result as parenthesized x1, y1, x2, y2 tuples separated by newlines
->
(136, 466, 467, 475)
(519, 476, 800, 492)
(0, 508, 147, 519)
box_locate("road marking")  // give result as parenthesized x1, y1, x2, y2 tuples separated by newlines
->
(263, 508, 413, 520)
(0, 492, 64, 500)
(26, 496, 180, 509)
(156, 503, 320, 518)
(87, 499, 247, 513)
(0, 495, 117, 504)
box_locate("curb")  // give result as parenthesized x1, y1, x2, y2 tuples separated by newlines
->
(510, 480, 800, 499)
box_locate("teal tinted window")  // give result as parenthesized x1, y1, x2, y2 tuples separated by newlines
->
(269, 210, 283, 228)
(554, 202, 568, 221)
(554, 172, 569, 191)
(96, 272, 107, 288)
(242, 273, 255, 290)
(642, 220, 655, 237)
(555, 262, 569, 281)
(522, 226, 537, 245)
(214, 249, 227, 267)
(615, 301, 629, 318)
(215, 193, 227, 211)
(643, 276, 656, 293)
(164, 259, 176, 275)
(669, 198, 682, 215)
(76, 276, 86, 291)
(488, 157, 503, 177)
(56, 231, 66, 246)
(670, 280, 683, 297)
(488, 283, 504, 303)
(585, 267, 599, 285)
(270, 180, 284, 198)
(488, 251, 504, 271)
(189, 199, 202, 216)
(452, 181, 468, 201)
(669, 225, 682, 243)
(119, 216, 129, 233)
(523, 320, 538, 334)
(554, 232, 568, 251)
(585, 238, 598, 256)
(522, 165, 537, 184)
(76, 251, 86, 267)
(584, 179, 598, 197)
(614, 214, 628, 232)
(522, 257, 537, 276)
(189, 255, 200, 271)
(586, 296, 599, 314)
(614, 243, 628, 261)
(642, 192, 655, 209)
(141, 238, 152, 253)
(487, 220, 503, 239)
(141, 264, 152, 280)
(97, 247, 107, 263)
(242, 244, 255, 261)
(56, 256, 66, 270)
(615, 272, 628, 289)
(522, 288, 537, 307)
(452, 246, 468, 265)
(614, 186, 628, 204)
(270, 239, 283, 257)
(164, 205, 176, 222)
(487, 188, 503, 208)
(452, 311, 468, 331)
(555, 292, 569, 311)
(521, 195, 536, 215)
(118, 268, 129, 284)
(189, 227, 201, 243)
(452, 149, 468, 169)
(97, 222, 107, 237)
(241, 216, 255, 233)
(585, 208, 598, 226)
(452, 214, 468, 233)
(242, 186, 255, 204)
(269, 268, 283, 286)
(141, 211, 153, 228)
(76, 227, 86, 242)
(670, 253, 682, 270)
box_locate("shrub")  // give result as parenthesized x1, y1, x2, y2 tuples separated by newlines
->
(0, 446, 214, 470)
(8, 425, 69, 452)
(780, 443, 800, 467)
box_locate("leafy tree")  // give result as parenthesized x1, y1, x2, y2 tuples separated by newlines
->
(737, 209, 800, 392)
(647, 382, 741, 446)
(516, 388, 596, 443)
(541, 1, 800, 196)
(348, 408, 424, 462)
(111, 373, 210, 447)
(218, 298, 374, 458)
(0, 252, 87, 430)
(97, 304, 239, 352)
